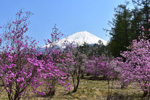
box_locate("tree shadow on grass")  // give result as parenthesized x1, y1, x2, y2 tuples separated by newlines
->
(82, 76, 109, 81)
(110, 92, 146, 100)
(63, 91, 72, 95)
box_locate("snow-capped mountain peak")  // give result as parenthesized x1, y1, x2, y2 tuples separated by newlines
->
(41, 31, 107, 48)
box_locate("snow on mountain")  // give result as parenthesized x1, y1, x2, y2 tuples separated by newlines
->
(41, 31, 107, 49)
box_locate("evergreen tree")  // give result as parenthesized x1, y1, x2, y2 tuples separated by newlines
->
(107, 3, 132, 57)
(132, 0, 150, 35)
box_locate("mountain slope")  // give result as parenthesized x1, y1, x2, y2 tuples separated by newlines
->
(41, 31, 107, 48)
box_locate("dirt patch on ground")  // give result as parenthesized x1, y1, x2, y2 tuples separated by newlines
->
(94, 90, 102, 96)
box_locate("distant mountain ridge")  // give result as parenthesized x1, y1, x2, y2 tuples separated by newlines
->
(41, 31, 107, 49)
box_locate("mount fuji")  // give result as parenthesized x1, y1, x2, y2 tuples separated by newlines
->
(41, 31, 107, 49)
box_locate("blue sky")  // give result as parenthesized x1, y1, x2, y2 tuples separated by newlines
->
(0, 0, 133, 47)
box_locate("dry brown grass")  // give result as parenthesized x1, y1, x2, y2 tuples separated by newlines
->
(0, 77, 147, 100)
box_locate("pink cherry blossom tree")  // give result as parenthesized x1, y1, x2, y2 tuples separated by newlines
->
(117, 38, 150, 97)
(35, 25, 72, 96)
(0, 10, 44, 100)
(86, 56, 117, 78)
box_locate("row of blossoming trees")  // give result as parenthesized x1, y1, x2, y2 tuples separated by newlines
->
(1, 10, 150, 100)
(0, 10, 75, 100)
(0, 10, 97, 100)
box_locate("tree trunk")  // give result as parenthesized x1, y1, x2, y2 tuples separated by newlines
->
(121, 82, 127, 89)
(47, 80, 56, 96)
(72, 78, 80, 93)
(143, 90, 148, 97)
(80, 70, 84, 78)
(72, 69, 80, 93)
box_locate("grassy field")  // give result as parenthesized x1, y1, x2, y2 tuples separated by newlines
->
(0, 77, 147, 100)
